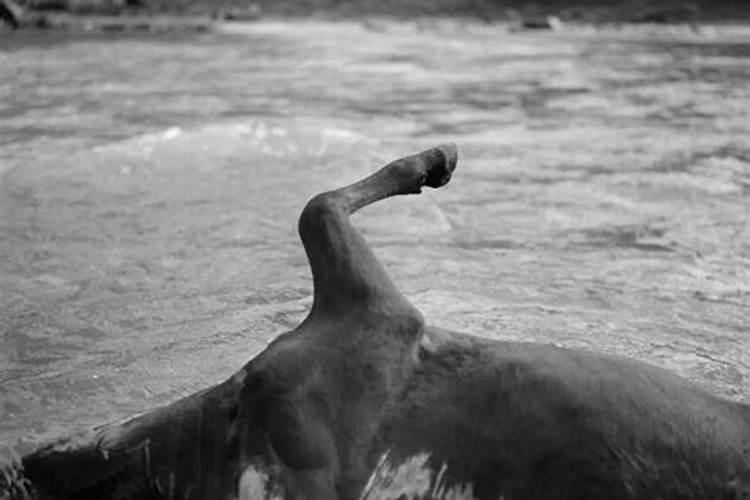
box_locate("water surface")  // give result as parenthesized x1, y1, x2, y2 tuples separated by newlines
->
(0, 21, 748, 445)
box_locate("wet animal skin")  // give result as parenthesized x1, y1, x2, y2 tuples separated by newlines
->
(2, 145, 749, 499)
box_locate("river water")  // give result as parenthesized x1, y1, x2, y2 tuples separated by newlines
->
(0, 21, 749, 446)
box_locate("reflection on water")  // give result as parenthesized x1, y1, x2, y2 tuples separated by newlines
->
(0, 21, 749, 443)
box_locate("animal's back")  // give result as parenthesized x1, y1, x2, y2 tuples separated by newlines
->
(377, 327, 750, 499)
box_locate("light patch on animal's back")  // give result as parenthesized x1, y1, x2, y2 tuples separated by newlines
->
(359, 451, 482, 500)
(237, 465, 285, 500)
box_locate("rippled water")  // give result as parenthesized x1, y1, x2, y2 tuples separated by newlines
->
(0, 21, 749, 445)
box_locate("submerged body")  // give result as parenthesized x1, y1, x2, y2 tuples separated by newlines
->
(3, 145, 749, 499)
(13, 325, 749, 499)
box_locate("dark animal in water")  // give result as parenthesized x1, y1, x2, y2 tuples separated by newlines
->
(2, 145, 749, 499)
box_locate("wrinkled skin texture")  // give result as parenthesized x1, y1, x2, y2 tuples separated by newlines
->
(2, 145, 749, 500)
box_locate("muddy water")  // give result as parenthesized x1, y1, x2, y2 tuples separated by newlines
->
(0, 21, 749, 446)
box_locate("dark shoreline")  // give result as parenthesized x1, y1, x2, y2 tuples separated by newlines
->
(4, 15, 750, 37)
(7, 12, 216, 32)
(3, 0, 750, 33)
